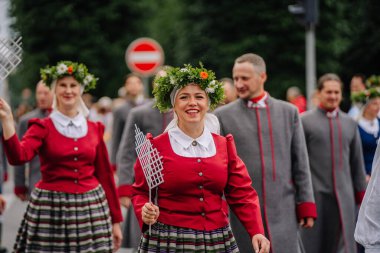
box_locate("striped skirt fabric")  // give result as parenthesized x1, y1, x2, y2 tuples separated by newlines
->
(13, 185, 113, 253)
(138, 222, 240, 253)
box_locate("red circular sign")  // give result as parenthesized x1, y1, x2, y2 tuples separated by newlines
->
(125, 38, 164, 76)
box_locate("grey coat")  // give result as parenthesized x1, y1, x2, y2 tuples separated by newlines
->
(301, 108, 367, 253)
(117, 100, 173, 248)
(14, 108, 48, 194)
(111, 99, 147, 165)
(117, 100, 173, 186)
(214, 97, 315, 253)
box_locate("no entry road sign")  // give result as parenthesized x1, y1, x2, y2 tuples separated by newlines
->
(125, 38, 164, 76)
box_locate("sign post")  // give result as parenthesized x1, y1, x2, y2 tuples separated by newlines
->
(125, 38, 164, 96)
(125, 38, 164, 76)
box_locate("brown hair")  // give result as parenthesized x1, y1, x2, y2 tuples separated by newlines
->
(317, 73, 343, 91)
(235, 53, 266, 74)
(124, 73, 142, 83)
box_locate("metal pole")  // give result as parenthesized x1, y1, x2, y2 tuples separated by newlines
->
(142, 77, 150, 97)
(306, 24, 316, 109)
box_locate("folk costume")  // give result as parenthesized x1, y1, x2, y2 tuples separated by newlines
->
(301, 107, 367, 253)
(117, 100, 173, 248)
(214, 94, 316, 253)
(358, 117, 380, 176)
(132, 64, 266, 252)
(133, 128, 263, 252)
(352, 75, 380, 177)
(14, 107, 51, 196)
(3, 61, 123, 252)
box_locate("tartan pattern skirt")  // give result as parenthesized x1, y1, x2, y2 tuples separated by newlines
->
(13, 185, 113, 253)
(138, 222, 240, 253)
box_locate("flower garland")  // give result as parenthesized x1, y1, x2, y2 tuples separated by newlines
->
(40, 61, 97, 92)
(351, 75, 380, 103)
(153, 63, 224, 112)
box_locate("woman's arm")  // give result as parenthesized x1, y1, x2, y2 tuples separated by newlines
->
(0, 98, 16, 139)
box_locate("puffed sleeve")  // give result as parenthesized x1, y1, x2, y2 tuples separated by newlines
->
(224, 134, 265, 238)
(2, 118, 47, 165)
(93, 122, 123, 223)
(132, 133, 153, 232)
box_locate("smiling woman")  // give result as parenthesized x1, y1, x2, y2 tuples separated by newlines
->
(131, 64, 270, 253)
(174, 85, 209, 138)
(54, 76, 82, 116)
(0, 61, 123, 252)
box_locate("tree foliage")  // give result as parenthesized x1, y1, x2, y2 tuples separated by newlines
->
(8, 0, 380, 106)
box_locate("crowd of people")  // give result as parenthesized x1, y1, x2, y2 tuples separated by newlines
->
(0, 53, 378, 253)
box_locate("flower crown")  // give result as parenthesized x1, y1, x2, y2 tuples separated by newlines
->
(351, 75, 380, 103)
(40, 61, 97, 92)
(153, 63, 224, 112)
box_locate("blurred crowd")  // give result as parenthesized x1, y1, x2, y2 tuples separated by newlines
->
(0, 57, 379, 253)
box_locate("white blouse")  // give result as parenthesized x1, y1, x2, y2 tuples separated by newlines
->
(358, 117, 379, 137)
(168, 126, 216, 158)
(50, 110, 88, 138)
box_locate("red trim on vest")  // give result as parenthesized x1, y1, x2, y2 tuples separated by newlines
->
(336, 116, 343, 170)
(318, 104, 337, 112)
(250, 92, 266, 103)
(329, 118, 348, 252)
(14, 186, 27, 195)
(296, 202, 317, 219)
(265, 101, 276, 181)
(355, 191, 365, 205)
(254, 108, 273, 251)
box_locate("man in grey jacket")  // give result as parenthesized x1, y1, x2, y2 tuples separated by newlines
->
(214, 53, 316, 253)
(110, 73, 147, 168)
(301, 73, 367, 253)
(14, 80, 53, 200)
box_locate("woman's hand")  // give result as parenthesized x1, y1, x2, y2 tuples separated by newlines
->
(0, 98, 13, 121)
(299, 217, 315, 228)
(252, 234, 270, 253)
(0, 98, 16, 139)
(142, 202, 160, 225)
(0, 195, 6, 214)
(112, 223, 122, 252)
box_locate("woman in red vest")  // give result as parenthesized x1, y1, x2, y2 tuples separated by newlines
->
(131, 64, 270, 252)
(0, 61, 122, 252)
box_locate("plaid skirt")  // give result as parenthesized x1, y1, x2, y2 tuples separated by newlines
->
(13, 185, 113, 253)
(138, 222, 240, 253)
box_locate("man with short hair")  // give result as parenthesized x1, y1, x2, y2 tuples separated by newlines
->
(110, 74, 147, 167)
(214, 53, 316, 253)
(300, 73, 367, 253)
(14, 80, 53, 200)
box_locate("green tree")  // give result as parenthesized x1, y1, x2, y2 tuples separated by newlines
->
(9, 0, 150, 101)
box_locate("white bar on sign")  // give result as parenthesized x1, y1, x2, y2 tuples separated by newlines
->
(129, 52, 161, 63)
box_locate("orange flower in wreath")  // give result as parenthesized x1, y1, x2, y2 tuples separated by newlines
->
(67, 66, 73, 74)
(200, 71, 208, 79)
